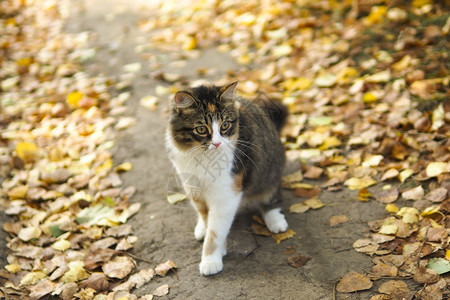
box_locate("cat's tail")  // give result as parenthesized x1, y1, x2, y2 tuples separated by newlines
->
(254, 94, 288, 133)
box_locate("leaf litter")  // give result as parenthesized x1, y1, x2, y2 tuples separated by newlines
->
(137, 0, 449, 297)
(0, 0, 175, 298)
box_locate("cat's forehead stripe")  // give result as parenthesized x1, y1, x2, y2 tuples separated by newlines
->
(207, 103, 216, 113)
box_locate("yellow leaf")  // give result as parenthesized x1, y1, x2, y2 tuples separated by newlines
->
(421, 206, 445, 220)
(318, 136, 341, 150)
(182, 36, 197, 51)
(362, 155, 383, 167)
(362, 92, 378, 103)
(412, 0, 433, 8)
(364, 6, 387, 25)
(17, 57, 32, 67)
(20, 271, 47, 286)
(52, 239, 71, 251)
(344, 176, 376, 190)
(66, 91, 83, 107)
(115, 162, 133, 172)
(358, 188, 371, 202)
(385, 204, 399, 213)
(16, 141, 39, 163)
(95, 159, 113, 175)
(304, 198, 324, 209)
(5, 264, 21, 273)
(61, 261, 89, 283)
(272, 229, 296, 244)
(398, 168, 414, 183)
(8, 185, 28, 199)
(397, 207, 419, 224)
(446, 250, 450, 261)
(379, 224, 398, 235)
(426, 162, 448, 177)
(289, 202, 310, 213)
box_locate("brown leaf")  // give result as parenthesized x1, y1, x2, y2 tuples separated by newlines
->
(303, 166, 323, 179)
(105, 224, 133, 237)
(358, 188, 372, 202)
(155, 260, 177, 277)
(378, 280, 410, 297)
(41, 168, 72, 184)
(251, 222, 272, 237)
(413, 267, 440, 284)
(371, 262, 398, 278)
(293, 186, 321, 198)
(336, 271, 373, 293)
(426, 227, 448, 242)
(84, 248, 117, 271)
(29, 279, 58, 300)
(375, 187, 398, 203)
(425, 187, 447, 203)
(79, 272, 109, 291)
(289, 202, 310, 213)
(102, 256, 134, 279)
(287, 254, 311, 268)
(329, 215, 349, 227)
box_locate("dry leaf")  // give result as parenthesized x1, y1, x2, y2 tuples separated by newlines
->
(155, 260, 177, 276)
(344, 176, 377, 190)
(378, 280, 409, 297)
(425, 187, 447, 203)
(293, 186, 321, 198)
(287, 254, 311, 268)
(304, 198, 324, 209)
(289, 202, 310, 213)
(167, 193, 187, 204)
(153, 284, 169, 297)
(102, 256, 134, 279)
(358, 188, 372, 202)
(375, 187, 398, 203)
(272, 229, 296, 244)
(426, 162, 448, 177)
(402, 186, 424, 200)
(329, 215, 349, 227)
(336, 271, 373, 293)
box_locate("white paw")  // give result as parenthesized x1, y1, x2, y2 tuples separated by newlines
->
(199, 259, 223, 276)
(264, 208, 288, 234)
(194, 220, 206, 241)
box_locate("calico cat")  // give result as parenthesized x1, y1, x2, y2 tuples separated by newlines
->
(166, 82, 288, 276)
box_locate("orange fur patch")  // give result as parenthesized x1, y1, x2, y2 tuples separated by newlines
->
(233, 171, 245, 194)
(193, 198, 208, 223)
(204, 230, 217, 256)
(207, 103, 216, 112)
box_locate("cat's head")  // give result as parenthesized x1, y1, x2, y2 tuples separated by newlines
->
(168, 82, 240, 152)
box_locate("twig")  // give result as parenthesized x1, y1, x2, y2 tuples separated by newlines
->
(245, 234, 261, 257)
(124, 252, 153, 264)
(414, 283, 428, 299)
(416, 226, 430, 267)
(332, 280, 337, 300)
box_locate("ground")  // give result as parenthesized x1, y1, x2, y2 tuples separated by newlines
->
(1, 0, 447, 299)
(63, 1, 389, 299)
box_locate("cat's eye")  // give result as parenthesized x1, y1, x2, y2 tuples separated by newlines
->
(221, 121, 231, 131)
(195, 126, 208, 135)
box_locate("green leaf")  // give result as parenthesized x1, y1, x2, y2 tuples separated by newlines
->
(426, 258, 450, 275)
(49, 224, 65, 237)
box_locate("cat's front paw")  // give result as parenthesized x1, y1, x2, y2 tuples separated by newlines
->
(264, 208, 288, 234)
(194, 220, 206, 241)
(199, 259, 223, 276)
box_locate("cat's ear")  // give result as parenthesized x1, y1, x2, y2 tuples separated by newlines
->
(174, 92, 196, 109)
(219, 81, 238, 101)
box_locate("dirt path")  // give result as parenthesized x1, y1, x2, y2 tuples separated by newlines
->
(64, 0, 389, 299)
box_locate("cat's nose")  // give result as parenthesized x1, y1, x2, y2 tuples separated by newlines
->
(213, 142, 221, 148)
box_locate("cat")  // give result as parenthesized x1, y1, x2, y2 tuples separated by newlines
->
(166, 82, 288, 276)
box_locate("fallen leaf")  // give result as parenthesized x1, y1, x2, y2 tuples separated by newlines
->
(427, 258, 450, 275)
(61, 261, 90, 283)
(153, 284, 169, 297)
(293, 186, 321, 198)
(401, 186, 424, 200)
(167, 193, 187, 204)
(371, 263, 398, 278)
(378, 280, 409, 297)
(102, 255, 134, 279)
(304, 198, 324, 209)
(287, 254, 311, 268)
(358, 188, 372, 202)
(381, 168, 399, 181)
(272, 229, 296, 244)
(385, 204, 399, 213)
(155, 260, 177, 276)
(115, 162, 133, 172)
(29, 279, 58, 300)
(18, 226, 42, 241)
(289, 202, 310, 213)
(79, 272, 109, 292)
(425, 187, 447, 203)
(353, 239, 378, 255)
(52, 239, 71, 251)
(426, 162, 448, 177)
(375, 187, 398, 203)
(336, 271, 373, 293)
(398, 169, 414, 183)
(20, 271, 47, 286)
(413, 266, 440, 284)
(329, 215, 349, 227)
(303, 166, 323, 179)
(84, 248, 117, 270)
(344, 176, 376, 190)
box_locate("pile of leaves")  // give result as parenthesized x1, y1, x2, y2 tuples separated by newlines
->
(140, 0, 449, 297)
(0, 0, 175, 298)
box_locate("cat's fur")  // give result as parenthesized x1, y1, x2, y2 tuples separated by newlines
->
(166, 82, 288, 276)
